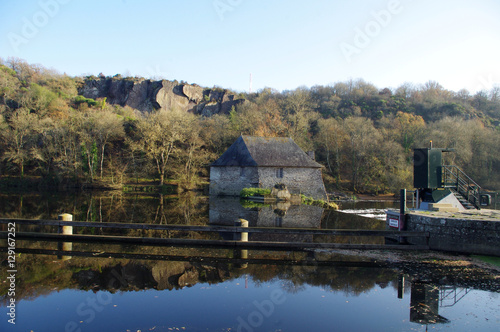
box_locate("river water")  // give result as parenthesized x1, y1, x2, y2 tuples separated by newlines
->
(1, 193, 499, 331)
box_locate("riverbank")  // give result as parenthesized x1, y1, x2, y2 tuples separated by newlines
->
(356, 193, 397, 201)
(316, 248, 500, 275)
(0, 175, 185, 194)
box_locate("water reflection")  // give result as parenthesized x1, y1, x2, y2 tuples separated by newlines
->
(1, 244, 499, 331)
(0, 192, 209, 225)
(0, 193, 390, 229)
(1, 193, 389, 247)
(209, 197, 324, 243)
(410, 281, 450, 325)
(209, 197, 324, 228)
(1, 193, 499, 331)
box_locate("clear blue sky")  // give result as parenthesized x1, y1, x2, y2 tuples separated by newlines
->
(1, 0, 499, 93)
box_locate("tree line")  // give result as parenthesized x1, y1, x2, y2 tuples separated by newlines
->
(1, 57, 499, 193)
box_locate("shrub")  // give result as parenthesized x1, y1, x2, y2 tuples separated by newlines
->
(301, 194, 339, 210)
(240, 187, 271, 198)
(74, 95, 97, 107)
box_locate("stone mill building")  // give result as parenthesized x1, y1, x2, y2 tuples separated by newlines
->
(209, 136, 327, 200)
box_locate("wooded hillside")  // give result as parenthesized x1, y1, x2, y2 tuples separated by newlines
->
(1, 57, 499, 193)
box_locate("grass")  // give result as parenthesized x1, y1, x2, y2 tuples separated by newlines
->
(471, 255, 500, 267)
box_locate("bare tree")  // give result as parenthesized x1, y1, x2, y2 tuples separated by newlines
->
(317, 118, 347, 187)
(134, 109, 194, 186)
(91, 109, 125, 179)
(342, 117, 382, 192)
(1, 108, 40, 176)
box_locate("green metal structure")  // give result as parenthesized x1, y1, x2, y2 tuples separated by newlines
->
(413, 148, 445, 189)
(413, 147, 487, 210)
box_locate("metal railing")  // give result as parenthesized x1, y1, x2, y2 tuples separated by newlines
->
(441, 165, 481, 209)
(439, 286, 470, 308)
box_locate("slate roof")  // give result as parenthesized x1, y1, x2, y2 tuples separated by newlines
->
(211, 136, 322, 168)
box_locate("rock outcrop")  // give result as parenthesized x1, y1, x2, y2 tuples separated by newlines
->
(79, 77, 245, 115)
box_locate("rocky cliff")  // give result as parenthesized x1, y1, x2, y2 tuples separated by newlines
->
(79, 77, 245, 115)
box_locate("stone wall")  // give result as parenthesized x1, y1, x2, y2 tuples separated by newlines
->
(405, 213, 500, 256)
(209, 166, 259, 196)
(209, 166, 327, 200)
(258, 167, 327, 200)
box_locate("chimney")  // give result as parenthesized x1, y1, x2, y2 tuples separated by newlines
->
(307, 151, 315, 160)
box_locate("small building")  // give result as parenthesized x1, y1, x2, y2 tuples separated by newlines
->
(413, 147, 491, 211)
(209, 135, 327, 200)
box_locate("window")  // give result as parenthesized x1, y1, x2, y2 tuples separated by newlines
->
(276, 168, 284, 178)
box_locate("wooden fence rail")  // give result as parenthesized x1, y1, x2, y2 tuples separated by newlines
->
(0, 231, 429, 250)
(0, 218, 428, 237)
(0, 216, 430, 250)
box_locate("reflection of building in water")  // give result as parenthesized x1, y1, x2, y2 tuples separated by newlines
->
(410, 281, 450, 325)
(209, 197, 323, 228)
(209, 197, 324, 242)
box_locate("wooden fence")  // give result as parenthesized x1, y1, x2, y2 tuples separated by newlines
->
(0, 215, 430, 251)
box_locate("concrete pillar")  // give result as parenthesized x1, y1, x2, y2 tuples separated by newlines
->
(58, 213, 73, 260)
(235, 218, 249, 242)
(58, 213, 73, 234)
(235, 219, 249, 268)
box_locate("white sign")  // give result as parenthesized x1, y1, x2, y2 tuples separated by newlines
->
(389, 218, 399, 228)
